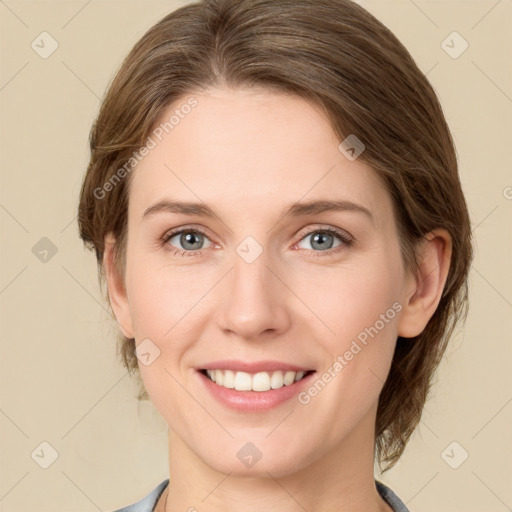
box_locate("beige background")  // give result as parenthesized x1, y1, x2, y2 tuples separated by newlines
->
(0, 0, 511, 511)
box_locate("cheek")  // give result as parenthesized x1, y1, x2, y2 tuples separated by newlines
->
(304, 250, 404, 345)
(302, 246, 404, 400)
(123, 252, 217, 398)
(125, 251, 211, 340)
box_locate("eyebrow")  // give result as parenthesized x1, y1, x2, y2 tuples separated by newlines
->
(141, 198, 373, 224)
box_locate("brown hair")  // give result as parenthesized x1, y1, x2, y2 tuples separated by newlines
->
(77, 0, 473, 472)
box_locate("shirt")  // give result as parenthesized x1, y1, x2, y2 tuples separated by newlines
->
(111, 478, 410, 512)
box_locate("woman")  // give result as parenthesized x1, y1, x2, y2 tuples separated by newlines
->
(77, 0, 473, 510)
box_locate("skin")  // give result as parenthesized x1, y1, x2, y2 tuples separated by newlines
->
(104, 86, 452, 512)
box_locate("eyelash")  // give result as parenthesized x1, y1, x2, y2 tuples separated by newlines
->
(160, 225, 354, 259)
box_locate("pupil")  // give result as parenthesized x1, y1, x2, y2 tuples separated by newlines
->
(182, 232, 202, 250)
(312, 232, 333, 250)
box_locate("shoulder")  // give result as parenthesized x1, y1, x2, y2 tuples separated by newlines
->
(110, 479, 169, 512)
(109, 478, 406, 511)
(375, 479, 411, 512)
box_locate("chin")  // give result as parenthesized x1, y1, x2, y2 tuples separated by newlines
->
(198, 439, 315, 479)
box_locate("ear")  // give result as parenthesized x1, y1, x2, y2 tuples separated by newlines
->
(103, 233, 134, 339)
(397, 228, 452, 338)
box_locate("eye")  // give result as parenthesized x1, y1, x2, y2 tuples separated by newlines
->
(160, 225, 353, 258)
(161, 228, 214, 257)
(295, 227, 353, 256)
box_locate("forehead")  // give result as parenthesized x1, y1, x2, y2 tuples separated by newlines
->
(129, 87, 392, 226)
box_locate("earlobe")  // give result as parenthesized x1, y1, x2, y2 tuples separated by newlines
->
(103, 233, 134, 339)
(397, 229, 452, 339)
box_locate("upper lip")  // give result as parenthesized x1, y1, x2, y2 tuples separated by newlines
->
(197, 360, 315, 373)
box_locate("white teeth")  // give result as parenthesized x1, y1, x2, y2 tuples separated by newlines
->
(223, 369, 235, 388)
(234, 371, 252, 391)
(283, 371, 296, 386)
(270, 370, 284, 389)
(252, 372, 271, 392)
(204, 369, 310, 392)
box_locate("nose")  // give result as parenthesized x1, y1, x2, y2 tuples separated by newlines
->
(216, 249, 291, 340)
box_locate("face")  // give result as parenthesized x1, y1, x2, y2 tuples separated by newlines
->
(109, 87, 418, 477)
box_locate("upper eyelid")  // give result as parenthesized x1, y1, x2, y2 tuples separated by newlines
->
(163, 224, 353, 246)
(163, 225, 215, 242)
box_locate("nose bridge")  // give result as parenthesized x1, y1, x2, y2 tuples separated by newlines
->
(232, 242, 271, 299)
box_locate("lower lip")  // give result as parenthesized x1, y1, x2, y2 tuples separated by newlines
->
(196, 370, 316, 412)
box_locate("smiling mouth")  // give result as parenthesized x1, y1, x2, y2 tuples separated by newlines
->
(199, 369, 315, 392)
